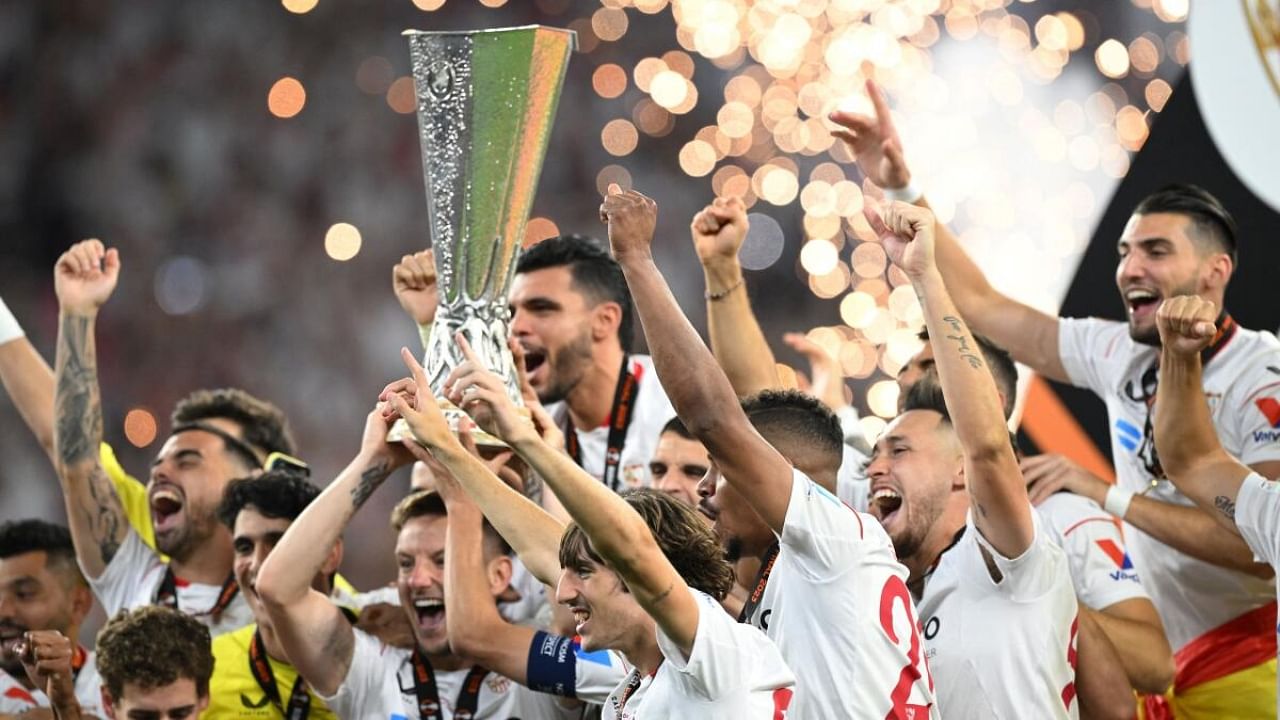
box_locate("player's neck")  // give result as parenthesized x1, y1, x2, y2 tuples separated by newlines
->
(905, 517, 966, 586)
(422, 646, 470, 672)
(566, 342, 626, 430)
(618, 636, 664, 678)
(169, 532, 234, 586)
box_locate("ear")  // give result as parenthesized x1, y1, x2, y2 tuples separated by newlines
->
(321, 539, 345, 577)
(198, 693, 211, 713)
(590, 301, 623, 343)
(1202, 251, 1233, 292)
(101, 687, 117, 719)
(70, 583, 94, 625)
(486, 554, 514, 600)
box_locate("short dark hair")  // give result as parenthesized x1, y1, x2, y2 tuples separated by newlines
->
(1134, 184, 1238, 265)
(516, 234, 635, 352)
(96, 606, 214, 700)
(659, 416, 693, 440)
(217, 469, 320, 529)
(0, 519, 84, 587)
(917, 328, 1018, 419)
(558, 488, 736, 600)
(391, 491, 512, 557)
(171, 388, 295, 459)
(900, 380, 1019, 452)
(741, 389, 844, 465)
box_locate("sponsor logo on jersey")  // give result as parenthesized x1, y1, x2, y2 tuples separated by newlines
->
(239, 693, 271, 710)
(1254, 399, 1280, 443)
(1115, 419, 1142, 452)
(1097, 539, 1139, 581)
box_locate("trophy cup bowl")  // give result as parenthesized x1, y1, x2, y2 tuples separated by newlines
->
(388, 25, 576, 447)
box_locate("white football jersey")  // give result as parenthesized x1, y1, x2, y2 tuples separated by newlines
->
(837, 442, 870, 513)
(547, 355, 675, 491)
(1233, 471, 1280, 712)
(322, 629, 585, 720)
(86, 530, 253, 638)
(604, 587, 794, 719)
(1059, 317, 1280, 650)
(524, 631, 629, 705)
(0, 648, 102, 716)
(918, 511, 1079, 720)
(1038, 492, 1151, 611)
(746, 469, 937, 720)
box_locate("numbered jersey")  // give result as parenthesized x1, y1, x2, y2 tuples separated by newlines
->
(745, 470, 937, 719)
(918, 511, 1079, 719)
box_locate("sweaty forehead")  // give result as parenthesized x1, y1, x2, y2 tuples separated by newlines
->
(880, 410, 948, 446)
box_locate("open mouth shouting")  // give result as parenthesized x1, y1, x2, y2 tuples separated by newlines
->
(1124, 287, 1161, 324)
(870, 485, 904, 531)
(149, 484, 186, 535)
(518, 343, 548, 384)
(411, 596, 446, 634)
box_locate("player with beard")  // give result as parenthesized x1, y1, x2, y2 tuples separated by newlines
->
(863, 200, 1078, 718)
(393, 237, 675, 490)
(255, 404, 584, 720)
(0, 521, 101, 717)
(602, 186, 935, 719)
(50, 241, 268, 637)
(834, 78, 1280, 716)
(94, 606, 214, 720)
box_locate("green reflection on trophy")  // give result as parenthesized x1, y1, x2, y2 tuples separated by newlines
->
(390, 25, 576, 445)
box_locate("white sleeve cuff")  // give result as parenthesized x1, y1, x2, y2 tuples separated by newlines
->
(0, 296, 24, 345)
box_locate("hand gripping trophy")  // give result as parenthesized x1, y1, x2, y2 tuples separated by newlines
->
(390, 25, 576, 445)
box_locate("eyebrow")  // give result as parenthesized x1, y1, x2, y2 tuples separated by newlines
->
(1118, 236, 1174, 251)
(153, 448, 204, 468)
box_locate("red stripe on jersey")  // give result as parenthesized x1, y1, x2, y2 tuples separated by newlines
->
(1095, 539, 1126, 568)
(1243, 381, 1280, 404)
(1059, 516, 1118, 538)
(4, 686, 37, 705)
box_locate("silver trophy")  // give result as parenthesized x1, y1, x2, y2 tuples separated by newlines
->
(390, 25, 576, 445)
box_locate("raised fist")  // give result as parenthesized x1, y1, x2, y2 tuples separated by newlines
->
(54, 239, 120, 316)
(600, 184, 658, 263)
(392, 249, 439, 327)
(1156, 295, 1218, 357)
(863, 201, 936, 280)
(690, 196, 748, 268)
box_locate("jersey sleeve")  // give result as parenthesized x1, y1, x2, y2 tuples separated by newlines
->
(318, 629, 398, 719)
(1049, 501, 1149, 610)
(655, 588, 794, 701)
(968, 508, 1072, 601)
(85, 529, 158, 614)
(101, 442, 160, 553)
(1057, 317, 1128, 395)
(837, 445, 870, 513)
(1227, 349, 1280, 466)
(525, 631, 626, 703)
(780, 468, 869, 579)
(1236, 472, 1280, 567)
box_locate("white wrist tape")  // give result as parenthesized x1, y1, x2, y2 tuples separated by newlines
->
(1103, 485, 1135, 519)
(0, 296, 24, 345)
(883, 180, 923, 204)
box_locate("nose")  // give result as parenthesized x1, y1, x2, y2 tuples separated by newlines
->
(508, 306, 530, 338)
(0, 593, 14, 619)
(554, 569, 579, 605)
(407, 560, 440, 591)
(865, 453, 889, 480)
(1117, 252, 1144, 283)
(696, 470, 716, 499)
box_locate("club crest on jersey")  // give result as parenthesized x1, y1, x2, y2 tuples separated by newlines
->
(1254, 399, 1280, 443)
(1097, 539, 1139, 581)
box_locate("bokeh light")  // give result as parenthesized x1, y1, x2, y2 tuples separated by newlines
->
(267, 77, 306, 118)
(386, 76, 416, 114)
(524, 217, 560, 246)
(324, 223, 362, 261)
(124, 408, 158, 448)
(593, 63, 628, 98)
(154, 257, 208, 316)
(602, 119, 640, 156)
(282, 0, 318, 14)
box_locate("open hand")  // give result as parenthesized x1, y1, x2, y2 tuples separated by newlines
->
(863, 201, 936, 280)
(1156, 296, 1218, 357)
(600, 184, 658, 263)
(392, 249, 439, 327)
(54, 239, 120, 316)
(829, 79, 912, 190)
(1021, 453, 1109, 507)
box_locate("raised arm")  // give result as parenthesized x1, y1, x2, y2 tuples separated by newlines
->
(51, 240, 128, 580)
(392, 249, 440, 349)
(391, 345, 702, 654)
(692, 197, 780, 396)
(255, 408, 411, 696)
(0, 296, 57, 463)
(602, 186, 796, 532)
(870, 202, 1033, 556)
(830, 79, 1065, 380)
(1154, 296, 1252, 530)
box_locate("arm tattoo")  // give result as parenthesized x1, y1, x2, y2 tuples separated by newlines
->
(1213, 495, 1236, 520)
(941, 315, 984, 369)
(55, 315, 102, 465)
(83, 467, 124, 564)
(350, 460, 392, 508)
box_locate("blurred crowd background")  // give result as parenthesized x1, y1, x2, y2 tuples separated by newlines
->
(0, 0, 1190, 591)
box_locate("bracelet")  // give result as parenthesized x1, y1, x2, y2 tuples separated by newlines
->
(0, 296, 23, 345)
(884, 180, 923, 204)
(1103, 485, 1135, 519)
(705, 276, 744, 301)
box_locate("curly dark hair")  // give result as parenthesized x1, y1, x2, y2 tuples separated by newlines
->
(216, 469, 319, 529)
(0, 519, 84, 587)
(96, 606, 214, 701)
(559, 488, 736, 600)
(516, 234, 634, 352)
(171, 387, 295, 458)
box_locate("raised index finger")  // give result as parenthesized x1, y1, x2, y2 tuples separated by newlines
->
(455, 333, 483, 366)
(866, 78, 899, 140)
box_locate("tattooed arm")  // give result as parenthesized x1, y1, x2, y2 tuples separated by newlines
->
(257, 407, 411, 696)
(869, 203, 1033, 558)
(51, 241, 127, 580)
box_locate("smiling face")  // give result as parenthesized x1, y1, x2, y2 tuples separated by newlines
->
(395, 514, 450, 655)
(148, 422, 253, 561)
(865, 410, 964, 563)
(1116, 212, 1222, 346)
(0, 552, 85, 678)
(508, 266, 602, 404)
(649, 432, 711, 511)
(103, 678, 207, 720)
(230, 508, 290, 628)
(553, 557, 651, 654)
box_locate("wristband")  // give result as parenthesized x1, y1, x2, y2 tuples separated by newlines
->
(1103, 485, 1134, 519)
(0, 296, 24, 345)
(884, 180, 923, 204)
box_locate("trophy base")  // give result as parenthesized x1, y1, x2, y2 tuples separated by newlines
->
(385, 398, 530, 449)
